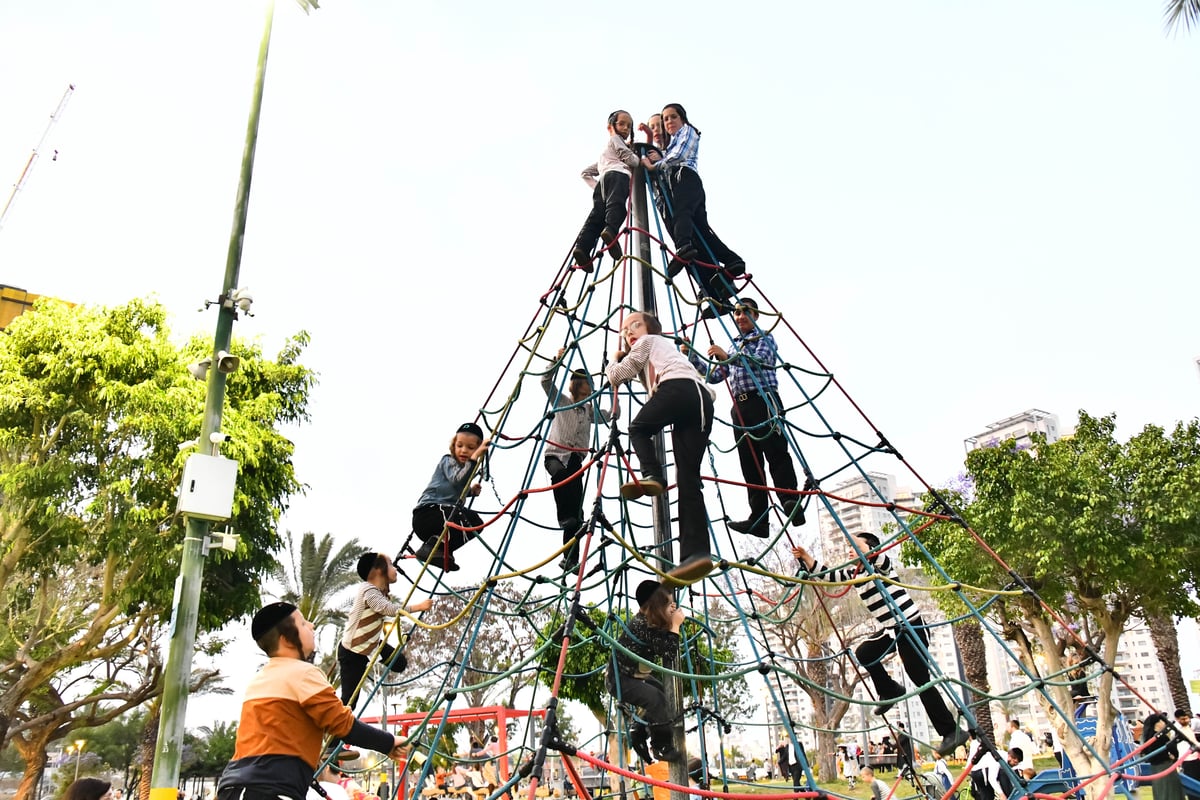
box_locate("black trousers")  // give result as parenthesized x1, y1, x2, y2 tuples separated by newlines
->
(575, 171, 630, 251)
(628, 379, 714, 563)
(731, 391, 797, 521)
(609, 671, 673, 748)
(412, 504, 483, 552)
(338, 642, 405, 708)
(856, 618, 956, 736)
(665, 168, 740, 265)
(545, 453, 585, 545)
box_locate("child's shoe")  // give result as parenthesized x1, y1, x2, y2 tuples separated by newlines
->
(620, 476, 665, 500)
(600, 229, 623, 261)
(572, 246, 593, 272)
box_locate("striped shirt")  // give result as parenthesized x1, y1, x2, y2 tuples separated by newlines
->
(689, 332, 781, 396)
(606, 335, 706, 395)
(341, 583, 402, 655)
(805, 548, 919, 627)
(656, 123, 700, 174)
(541, 371, 614, 461)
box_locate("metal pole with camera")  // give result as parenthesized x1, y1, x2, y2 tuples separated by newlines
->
(149, 2, 280, 797)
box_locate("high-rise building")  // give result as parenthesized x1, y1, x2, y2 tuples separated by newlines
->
(964, 409, 1060, 453)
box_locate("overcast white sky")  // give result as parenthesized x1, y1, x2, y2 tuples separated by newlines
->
(2, 1, 1198, 732)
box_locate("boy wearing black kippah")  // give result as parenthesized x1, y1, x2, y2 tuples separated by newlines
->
(407, 421, 491, 572)
(338, 552, 432, 709)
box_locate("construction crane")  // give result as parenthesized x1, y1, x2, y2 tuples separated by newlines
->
(0, 83, 75, 234)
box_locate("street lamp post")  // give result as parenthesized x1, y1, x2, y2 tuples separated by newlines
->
(73, 739, 86, 781)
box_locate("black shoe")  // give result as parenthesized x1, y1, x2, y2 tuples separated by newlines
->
(700, 297, 729, 320)
(631, 726, 653, 764)
(667, 244, 698, 277)
(782, 499, 806, 527)
(601, 229, 623, 261)
(572, 246, 593, 272)
(936, 728, 968, 757)
(728, 518, 769, 538)
(725, 259, 746, 276)
(414, 541, 434, 562)
(873, 700, 898, 716)
(652, 744, 684, 764)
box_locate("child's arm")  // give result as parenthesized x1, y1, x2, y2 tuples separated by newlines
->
(581, 162, 599, 189)
(541, 348, 570, 406)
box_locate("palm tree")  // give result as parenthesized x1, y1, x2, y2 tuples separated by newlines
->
(269, 530, 363, 633)
(1165, 0, 1200, 32)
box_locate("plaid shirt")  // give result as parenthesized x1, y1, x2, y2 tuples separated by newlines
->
(689, 332, 780, 397)
(657, 123, 699, 173)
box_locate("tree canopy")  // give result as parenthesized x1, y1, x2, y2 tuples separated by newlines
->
(0, 297, 314, 794)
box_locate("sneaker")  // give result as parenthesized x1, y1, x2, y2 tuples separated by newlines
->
(620, 476, 665, 500)
(728, 518, 769, 538)
(666, 554, 714, 585)
(600, 229, 623, 261)
(872, 700, 898, 716)
(936, 728, 968, 757)
(782, 499, 806, 527)
(414, 541, 434, 563)
(572, 246, 593, 272)
(631, 726, 653, 764)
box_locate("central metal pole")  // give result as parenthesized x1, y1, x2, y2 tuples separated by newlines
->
(631, 147, 686, 800)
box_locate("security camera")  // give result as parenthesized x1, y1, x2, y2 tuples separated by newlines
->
(215, 350, 240, 374)
(188, 358, 212, 381)
(231, 288, 254, 316)
(177, 438, 199, 451)
(208, 431, 229, 444)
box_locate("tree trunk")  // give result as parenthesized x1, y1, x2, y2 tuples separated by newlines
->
(954, 619, 997, 746)
(13, 726, 53, 800)
(1145, 611, 1189, 712)
(137, 704, 160, 800)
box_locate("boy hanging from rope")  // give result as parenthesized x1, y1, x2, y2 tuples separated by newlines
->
(792, 533, 968, 757)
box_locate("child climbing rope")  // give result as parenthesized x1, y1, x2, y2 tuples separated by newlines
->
(684, 297, 803, 538)
(571, 110, 639, 272)
(409, 422, 490, 572)
(640, 103, 744, 312)
(606, 579, 686, 764)
(792, 533, 968, 756)
(606, 311, 715, 581)
(338, 551, 433, 708)
(541, 348, 617, 572)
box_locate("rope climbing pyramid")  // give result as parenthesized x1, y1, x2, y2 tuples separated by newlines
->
(331, 127, 1175, 800)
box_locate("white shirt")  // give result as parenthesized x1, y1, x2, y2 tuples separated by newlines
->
(308, 782, 350, 800)
(1008, 729, 1036, 771)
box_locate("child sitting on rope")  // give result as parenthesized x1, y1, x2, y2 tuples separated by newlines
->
(338, 551, 433, 708)
(792, 533, 968, 757)
(606, 579, 687, 764)
(571, 110, 639, 272)
(409, 422, 491, 572)
(606, 311, 715, 582)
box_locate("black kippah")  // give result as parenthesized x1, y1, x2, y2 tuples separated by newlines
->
(457, 422, 484, 440)
(251, 601, 297, 641)
(635, 579, 662, 607)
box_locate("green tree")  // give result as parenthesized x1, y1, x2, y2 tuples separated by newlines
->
(910, 412, 1200, 782)
(86, 711, 146, 791)
(1165, 0, 1200, 32)
(269, 530, 363, 636)
(0, 298, 313, 798)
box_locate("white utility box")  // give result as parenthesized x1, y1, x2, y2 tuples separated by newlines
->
(177, 453, 238, 521)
